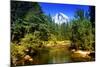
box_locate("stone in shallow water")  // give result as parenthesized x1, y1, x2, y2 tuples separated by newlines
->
(71, 50, 92, 62)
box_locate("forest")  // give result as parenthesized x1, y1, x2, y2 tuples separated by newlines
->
(11, 1, 95, 66)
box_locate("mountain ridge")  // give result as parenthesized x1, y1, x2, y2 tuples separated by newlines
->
(52, 12, 69, 24)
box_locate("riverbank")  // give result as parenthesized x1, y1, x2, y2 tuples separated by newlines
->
(11, 41, 95, 66)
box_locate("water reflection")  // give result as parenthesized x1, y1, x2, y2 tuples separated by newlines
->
(16, 46, 94, 66)
(48, 48, 71, 64)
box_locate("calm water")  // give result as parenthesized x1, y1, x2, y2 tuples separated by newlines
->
(48, 48, 72, 64)
(32, 47, 93, 65)
(16, 46, 94, 66)
(30, 47, 71, 64)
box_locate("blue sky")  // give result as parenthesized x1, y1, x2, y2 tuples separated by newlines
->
(39, 2, 90, 20)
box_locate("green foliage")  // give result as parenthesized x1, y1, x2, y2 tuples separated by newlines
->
(11, 1, 95, 64)
(70, 9, 95, 51)
(11, 1, 43, 41)
(74, 9, 85, 20)
(11, 43, 26, 59)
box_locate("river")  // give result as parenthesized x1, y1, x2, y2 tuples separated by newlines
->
(15, 45, 94, 66)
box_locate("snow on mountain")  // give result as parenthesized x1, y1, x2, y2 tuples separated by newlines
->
(52, 12, 69, 24)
